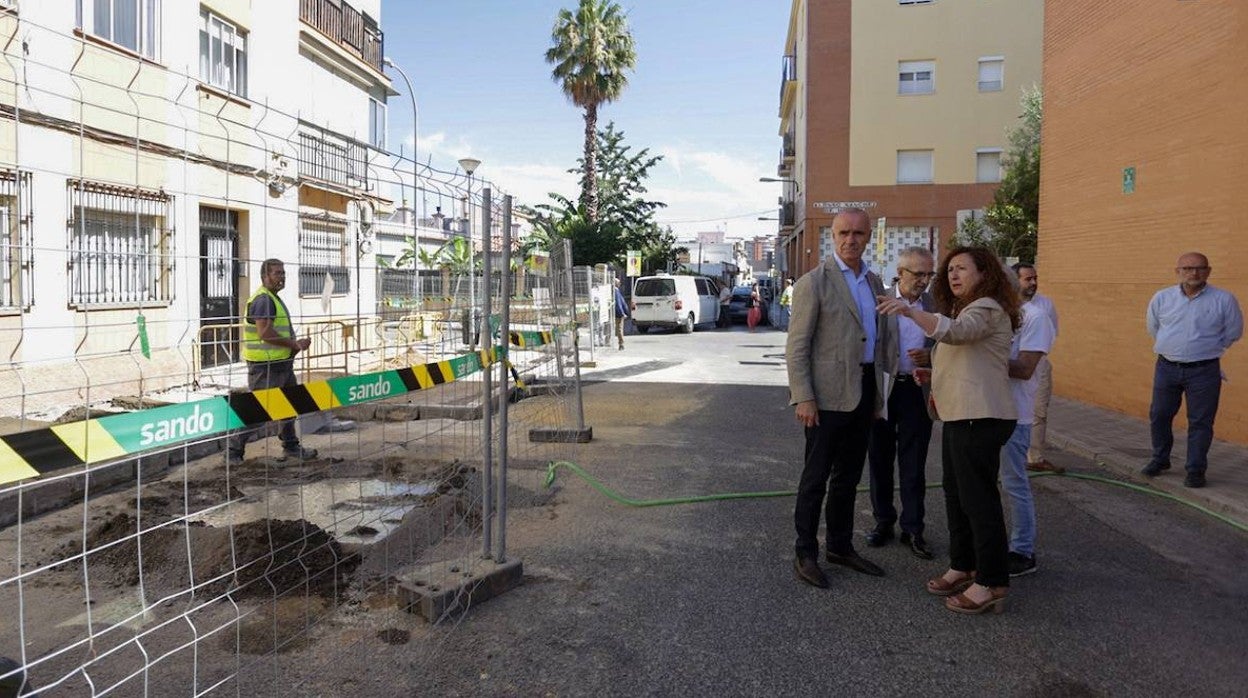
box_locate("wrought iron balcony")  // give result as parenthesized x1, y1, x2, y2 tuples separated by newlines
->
(779, 54, 797, 104)
(299, 0, 384, 73)
(779, 202, 795, 228)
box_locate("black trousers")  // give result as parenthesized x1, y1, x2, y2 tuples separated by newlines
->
(794, 365, 876, 558)
(867, 376, 934, 534)
(941, 418, 1016, 588)
(227, 359, 300, 455)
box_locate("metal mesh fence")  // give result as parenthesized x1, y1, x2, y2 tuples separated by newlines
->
(0, 10, 586, 695)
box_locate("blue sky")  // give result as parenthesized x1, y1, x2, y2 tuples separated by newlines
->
(381, 0, 791, 239)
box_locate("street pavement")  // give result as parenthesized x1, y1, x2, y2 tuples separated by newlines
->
(333, 322, 1248, 696)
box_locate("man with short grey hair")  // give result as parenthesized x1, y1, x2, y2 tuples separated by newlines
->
(787, 208, 889, 588)
(866, 246, 937, 559)
(1143, 252, 1243, 488)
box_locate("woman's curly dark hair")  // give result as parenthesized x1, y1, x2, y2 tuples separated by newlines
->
(931, 246, 1022, 331)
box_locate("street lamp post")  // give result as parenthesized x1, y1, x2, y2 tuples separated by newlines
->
(458, 157, 481, 346)
(383, 57, 421, 308)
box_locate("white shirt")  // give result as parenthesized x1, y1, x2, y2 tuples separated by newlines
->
(895, 289, 927, 374)
(1010, 302, 1056, 425)
(1028, 293, 1059, 337)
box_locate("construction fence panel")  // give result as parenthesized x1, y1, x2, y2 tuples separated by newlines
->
(0, 15, 587, 696)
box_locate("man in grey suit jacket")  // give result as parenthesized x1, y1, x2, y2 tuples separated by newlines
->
(867, 247, 938, 560)
(786, 208, 889, 588)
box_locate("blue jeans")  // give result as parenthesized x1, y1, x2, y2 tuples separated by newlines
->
(1000, 423, 1035, 557)
(779, 305, 791, 330)
(1149, 358, 1222, 474)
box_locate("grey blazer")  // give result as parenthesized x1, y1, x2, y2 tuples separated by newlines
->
(879, 290, 937, 403)
(786, 258, 889, 413)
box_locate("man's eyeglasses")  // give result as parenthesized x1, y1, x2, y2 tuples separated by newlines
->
(1178, 266, 1211, 273)
(899, 268, 937, 279)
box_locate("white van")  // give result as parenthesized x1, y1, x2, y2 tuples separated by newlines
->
(630, 274, 721, 333)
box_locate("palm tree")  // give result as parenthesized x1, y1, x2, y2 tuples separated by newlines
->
(545, 0, 636, 223)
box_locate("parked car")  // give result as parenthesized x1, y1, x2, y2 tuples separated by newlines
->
(631, 274, 720, 333)
(727, 286, 769, 325)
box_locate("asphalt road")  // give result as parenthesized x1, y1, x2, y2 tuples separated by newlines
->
(323, 323, 1248, 696)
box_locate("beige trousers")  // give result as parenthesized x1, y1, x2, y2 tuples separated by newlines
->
(1028, 356, 1052, 463)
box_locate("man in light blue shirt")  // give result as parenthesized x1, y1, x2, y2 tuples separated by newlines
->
(1142, 252, 1243, 488)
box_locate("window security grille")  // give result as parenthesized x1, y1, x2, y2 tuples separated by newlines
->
(298, 214, 350, 295)
(67, 181, 174, 307)
(0, 171, 32, 310)
(298, 127, 369, 190)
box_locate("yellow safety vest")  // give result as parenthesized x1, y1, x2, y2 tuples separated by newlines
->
(241, 287, 294, 363)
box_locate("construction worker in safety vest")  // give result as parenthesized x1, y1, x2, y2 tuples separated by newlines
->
(226, 258, 318, 462)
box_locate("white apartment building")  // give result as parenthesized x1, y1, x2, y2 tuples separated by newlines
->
(0, 0, 397, 413)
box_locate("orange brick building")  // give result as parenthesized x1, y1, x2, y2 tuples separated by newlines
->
(1040, 0, 1248, 441)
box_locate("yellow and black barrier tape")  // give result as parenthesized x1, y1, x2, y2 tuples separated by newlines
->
(0, 345, 507, 486)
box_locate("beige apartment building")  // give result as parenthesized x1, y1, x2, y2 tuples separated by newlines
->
(773, 0, 1043, 281)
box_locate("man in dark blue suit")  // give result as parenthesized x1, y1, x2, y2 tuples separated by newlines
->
(866, 247, 938, 559)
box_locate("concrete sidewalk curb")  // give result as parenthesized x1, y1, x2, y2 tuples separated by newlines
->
(1048, 429, 1247, 525)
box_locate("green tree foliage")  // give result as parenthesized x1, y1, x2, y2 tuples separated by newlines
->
(953, 85, 1041, 262)
(545, 0, 636, 223)
(524, 122, 678, 271)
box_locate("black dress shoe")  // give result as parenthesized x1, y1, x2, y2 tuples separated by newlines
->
(1184, 471, 1207, 488)
(900, 531, 934, 560)
(794, 556, 829, 588)
(1141, 461, 1171, 477)
(824, 550, 885, 577)
(864, 525, 894, 548)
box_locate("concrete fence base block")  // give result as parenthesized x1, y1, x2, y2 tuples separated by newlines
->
(395, 558, 524, 623)
(420, 404, 482, 420)
(529, 427, 593, 443)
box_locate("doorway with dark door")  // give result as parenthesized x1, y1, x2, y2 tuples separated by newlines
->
(199, 206, 240, 368)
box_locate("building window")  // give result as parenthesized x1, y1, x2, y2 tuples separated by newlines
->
(976, 149, 1003, 183)
(0, 171, 33, 310)
(199, 9, 247, 98)
(898, 61, 934, 95)
(76, 0, 161, 60)
(978, 57, 1004, 92)
(68, 181, 175, 307)
(298, 215, 350, 295)
(368, 98, 386, 150)
(897, 150, 934, 184)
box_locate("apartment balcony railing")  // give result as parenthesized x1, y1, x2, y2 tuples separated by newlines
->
(779, 201, 795, 228)
(779, 54, 797, 105)
(299, 0, 384, 73)
(298, 124, 370, 191)
(782, 132, 795, 159)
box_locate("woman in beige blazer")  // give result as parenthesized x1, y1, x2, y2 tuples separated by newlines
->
(877, 246, 1021, 615)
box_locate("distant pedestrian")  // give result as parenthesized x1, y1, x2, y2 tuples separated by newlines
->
(778, 277, 794, 331)
(718, 281, 732, 328)
(877, 246, 1021, 615)
(867, 247, 937, 559)
(613, 278, 629, 350)
(787, 208, 888, 589)
(1012, 262, 1062, 473)
(227, 259, 318, 463)
(1000, 264, 1057, 578)
(747, 283, 762, 331)
(1142, 252, 1243, 488)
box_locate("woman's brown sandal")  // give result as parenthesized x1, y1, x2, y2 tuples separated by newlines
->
(926, 571, 975, 597)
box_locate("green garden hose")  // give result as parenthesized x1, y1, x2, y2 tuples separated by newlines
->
(542, 460, 1248, 534)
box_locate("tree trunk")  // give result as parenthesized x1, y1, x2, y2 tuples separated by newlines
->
(581, 102, 599, 223)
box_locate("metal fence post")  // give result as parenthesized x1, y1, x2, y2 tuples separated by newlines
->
(563, 240, 586, 433)
(481, 187, 494, 559)
(496, 194, 511, 562)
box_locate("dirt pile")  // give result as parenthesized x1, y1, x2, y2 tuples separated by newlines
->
(55, 513, 359, 601)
